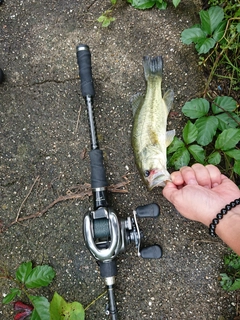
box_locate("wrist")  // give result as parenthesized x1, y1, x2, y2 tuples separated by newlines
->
(209, 198, 240, 237)
(215, 206, 240, 255)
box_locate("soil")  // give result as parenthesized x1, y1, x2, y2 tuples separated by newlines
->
(0, 0, 238, 319)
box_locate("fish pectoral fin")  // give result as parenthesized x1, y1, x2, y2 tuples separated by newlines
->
(131, 93, 144, 116)
(166, 129, 175, 147)
(163, 89, 174, 113)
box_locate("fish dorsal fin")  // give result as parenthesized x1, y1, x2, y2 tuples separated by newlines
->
(163, 89, 174, 113)
(131, 93, 144, 116)
(166, 129, 175, 147)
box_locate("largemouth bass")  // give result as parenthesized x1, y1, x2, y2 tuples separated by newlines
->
(131, 55, 175, 190)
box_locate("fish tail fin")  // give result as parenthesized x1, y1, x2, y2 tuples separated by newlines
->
(143, 56, 163, 81)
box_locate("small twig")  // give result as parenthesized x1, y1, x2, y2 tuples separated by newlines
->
(9, 177, 130, 228)
(12, 184, 92, 224)
(192, 239, 225, 251)
(14, 176, 40, 224)
(75, 103, 82, 133)
(87, 0, 98, 10)
(84, 290, 107, 311)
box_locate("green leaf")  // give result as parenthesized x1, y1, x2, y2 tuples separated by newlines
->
(167, 136, 185, 154)
(195, 116, 218, 146)
(16, 261, 33, 283)
(102, 17, 115, 27)
(180, 27, 206, 45)
(50, 292, 85, 320)
(225, 149, 240, 161)
(188, 144, 205, 163)
(195, 37, 216, 54)
(97, 14, 115, 27)
(172, 0, 180, 7)
(220, 273, 233, 290)
(30, 296, 50, 320)
(207, 151, 221, 165)
(228, 279, 240, 291)
(2, 288, 21, 304)
(155, 0, 167, 9)
(169, 147, 190, 170)
(111, 0, 117, 4)
(224, 252, 240, 269)
(234, 160, 240, 176)
(237, 23, 240, 32)
(200, 6, 224, 35)
(213, 20, 227, 41)
(216, 112, 240, 131)
(25, 265, 55, 289)
(183, 120, 198, 144)
(130, 0, 156, 9)
(97, 15, 105, 22)
(212, 96, 237, 114)
(215, 128, 240, 151)
(182, 98, 209, 119)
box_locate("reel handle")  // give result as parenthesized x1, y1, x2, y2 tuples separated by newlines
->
(76, 44, 95, 98)
(136, 203, 160, 218)
(140, 245, 162, 259)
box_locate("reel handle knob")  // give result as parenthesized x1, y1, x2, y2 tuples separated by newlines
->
(136, 203, 160, 219)
(76, 44, 95, 98)
(140, 245, 162, 259)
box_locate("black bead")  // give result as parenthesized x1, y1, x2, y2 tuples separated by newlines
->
(216, 213, 223, 220)
(210, 223, 216, 230)
(221, 208, 227, 215)
(235, 199, 240, 205)
(230, 201, 236, 208)
(209, 228, 216, 237)
(225, 204, 231, 211)
(212, 218, 219, 225)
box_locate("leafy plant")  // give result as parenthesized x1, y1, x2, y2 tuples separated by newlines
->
(181, 6, 226, 55)
(220, 251, 240, 291)
(97, 9, 116, 27)
(97, 0, 181, 27)
(181, 3, 240, 96)
(1, 261, 85, 320)
(167, 96, 240, 180)
(126, 0, 181, 10)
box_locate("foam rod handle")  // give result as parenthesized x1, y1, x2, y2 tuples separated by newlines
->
(136, 203, 160, 218)
(76, 44, 95, 98)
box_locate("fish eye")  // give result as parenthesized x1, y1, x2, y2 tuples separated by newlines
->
(144, 170, 150, 177)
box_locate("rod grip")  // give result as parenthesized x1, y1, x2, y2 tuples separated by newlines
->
(76, 44, 95, 98)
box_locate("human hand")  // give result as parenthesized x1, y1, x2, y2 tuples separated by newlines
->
(163, 164, 240, 226)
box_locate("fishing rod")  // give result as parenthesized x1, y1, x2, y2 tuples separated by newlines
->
(76, 44, 162, 319)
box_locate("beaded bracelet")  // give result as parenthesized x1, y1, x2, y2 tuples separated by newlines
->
(209, 198, 240, 237)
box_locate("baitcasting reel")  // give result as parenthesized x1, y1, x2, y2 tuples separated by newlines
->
(83, 203, 162, 261)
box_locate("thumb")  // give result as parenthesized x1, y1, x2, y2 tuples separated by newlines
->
(163, 181, 179, 204)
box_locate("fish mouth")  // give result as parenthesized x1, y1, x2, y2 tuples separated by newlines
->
(148, 177, 165, 190)
(146, 171, 171, 190)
